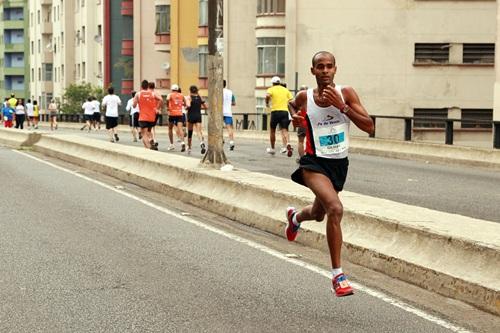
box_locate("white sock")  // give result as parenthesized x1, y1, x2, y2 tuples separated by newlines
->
(292, 213, 300, 226)
(332, 268, 343, 277)
(230, 140, 234, 145)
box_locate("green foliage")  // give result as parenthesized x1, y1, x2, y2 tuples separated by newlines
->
(114, 57, 134, 79)
(60, 83, 104, 114)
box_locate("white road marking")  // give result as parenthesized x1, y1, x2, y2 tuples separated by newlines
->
(14, 150, 471, 333)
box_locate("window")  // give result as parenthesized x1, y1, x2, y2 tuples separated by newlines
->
(198, 45, 208, 78)
(155, 5, 170, 34)
(77, 64, 81, 79)
(31, 41, 34, 54)
(463, 44, 494, 64)
(414, 43, 450, 64)
(257, 0, 286, 15)
(82, 62, 86, 79)
(461, 109, 492, 129)
(413, 109, 448, 128)
(38, 39, 41, 53)
(38, 68, 41, 81)
(256, 97, 266, 114)
(61, 64, 64, 81)
(42, 63, 53, 81)
(199, 0, 208, 26)
(257, 37, 285, 74)
(37, 10, 40, 24)
(31, 68, 34, 82)
(82, 26, 86, 43)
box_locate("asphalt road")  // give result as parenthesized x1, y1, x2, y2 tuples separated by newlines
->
(0, 147, 472, 332)
(51, 125, 500, 222)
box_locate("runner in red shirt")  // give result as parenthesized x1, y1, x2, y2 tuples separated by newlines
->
(133, 80, 163, 150)
(166, 84, 187, 151)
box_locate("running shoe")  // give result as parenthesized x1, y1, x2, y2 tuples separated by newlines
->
(266, 147, 276, 155)
(114, 134, 119, 142)
(187, 148, 192, 155)
(167, 144, 175, 151)
(200, 142, 206, 154)
(285, 207, 300, 241)
(286, 143, 293, 157)
(138, 133, 142, 140)
(229, 141, 235, 151)
(133, 138, 138, 142)
(181, 142, 186, 152)
(331, 273, 354, 297)
(150, 145, 158, 151)
(280, 147, 287, 154)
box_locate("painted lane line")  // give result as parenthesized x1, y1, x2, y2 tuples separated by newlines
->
(14, 150, 471, 333)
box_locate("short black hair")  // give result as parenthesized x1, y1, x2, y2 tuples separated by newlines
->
(148, 81, 155, 89)
(189, 85, 198, 94)
(312, 51, 336, 66)
(141, 80, 149, 90)
(108, 87, 114, 94)
(131, 91, 136, 98)
(223, 80, 227, 88)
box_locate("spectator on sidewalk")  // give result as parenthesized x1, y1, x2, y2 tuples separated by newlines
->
(14, 99, 26, 130)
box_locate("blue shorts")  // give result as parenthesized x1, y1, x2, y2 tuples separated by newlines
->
(224, 116, 233, 126)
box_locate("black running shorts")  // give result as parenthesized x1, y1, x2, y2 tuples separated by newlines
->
(105, 116, 118, 129)
(129, 112, 139, 127)
(291, 155, 349, 192)
(139, 121, 156, 129)
(169, 115, 184, 125)
(270, 110, 291, 130)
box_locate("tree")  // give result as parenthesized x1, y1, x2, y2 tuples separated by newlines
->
(60, 83, 103, 114)
(201, 0, 228, 167)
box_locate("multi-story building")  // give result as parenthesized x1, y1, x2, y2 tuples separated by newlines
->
(1, 0, 29, 101)
(224, 0, 496, 144)
(29, 0, 103, 110)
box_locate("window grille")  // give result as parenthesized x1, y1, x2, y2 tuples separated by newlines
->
(414, 43, 450, 64)
(461, 109, 492, 128)
(413, 108, 448, 128)
(463, 43, 494, 64)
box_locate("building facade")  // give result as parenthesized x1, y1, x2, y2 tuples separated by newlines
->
(1, 0, 29, 100)
(224, 0, 496, 144)
(28, 0, 103, 111)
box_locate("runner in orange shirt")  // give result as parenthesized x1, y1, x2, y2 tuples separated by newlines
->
(166, 84, 187, 151)
(133, 80, 163, 150)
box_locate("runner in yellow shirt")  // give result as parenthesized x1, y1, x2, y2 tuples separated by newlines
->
(265, 77, 293, 157)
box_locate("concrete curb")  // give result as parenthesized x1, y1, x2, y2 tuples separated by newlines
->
(1, 128, 499, 315)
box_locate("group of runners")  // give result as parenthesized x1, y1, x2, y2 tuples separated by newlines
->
(1, 94, 59, 130)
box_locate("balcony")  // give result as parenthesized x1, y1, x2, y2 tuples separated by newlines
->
(3, 20, 24, 29)
(3, 67, 24, 76)
(121, 1, 133, 16)
(41, 21, 52, 34)
(43, 51, 53, 62)
(154, 34, 170, 52)
(4, 44, 25, 52)
(121, 39, 133, 56)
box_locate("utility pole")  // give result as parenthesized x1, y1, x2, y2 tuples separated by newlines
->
(202, 0, 228, 166)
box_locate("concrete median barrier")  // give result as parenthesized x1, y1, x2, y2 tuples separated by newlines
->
(1, 128, 499, 315)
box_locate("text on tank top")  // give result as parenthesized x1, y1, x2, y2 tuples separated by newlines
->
(168, 92, 184, 116)
(138, 90, 157, 122)
(305, 86, 350, 159)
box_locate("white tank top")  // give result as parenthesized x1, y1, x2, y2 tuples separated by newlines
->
(305, 86, 350, 159)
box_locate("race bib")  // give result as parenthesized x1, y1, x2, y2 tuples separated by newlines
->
(315, 123, 349, 155)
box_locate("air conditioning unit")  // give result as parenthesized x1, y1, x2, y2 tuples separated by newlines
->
(161, 62, 170, 70)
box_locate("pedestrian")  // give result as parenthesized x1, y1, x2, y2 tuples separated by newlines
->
(265, 76, 293, 156)
(295, 85, 308, 162)
(222, 80, 236, 151)
(25, 99, 34, 129)
(14, 98, 26, 129)
(102, 87, 122, 143)
(91, 96, 101, 130)
(47, 99, 58, 130)
(8, 93, 17, 111)
(81, 97, 94, 132)
(133, 80, 163, 150)
(32, 100, 40, 129)
(148, 81, 162, 149)
(126, 91, 140, 142)
(286, 51, 374, 297)
(2, 99, 14, 128)
(185, 85, 207, 154)
(166, 84, 186, 151)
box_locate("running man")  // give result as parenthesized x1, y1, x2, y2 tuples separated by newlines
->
(91, 96, 101, 130)
(25, 99, 34, 129)
(265, 76, 293, 156)
(133, 80, 163, 150)
(222, 80, 236, 150)
(185, 85, 207, 154)
(126, 91, 140, 142)
(148, 81, 162, 148)
(102, 87, 122, 142)
(47, 99, 58, 130)
(166, 84, 186, 151)
(286, 51, 374, 297)
(81, 97, 95, 132)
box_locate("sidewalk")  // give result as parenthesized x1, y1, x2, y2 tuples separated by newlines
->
(1, 127, 499, 316)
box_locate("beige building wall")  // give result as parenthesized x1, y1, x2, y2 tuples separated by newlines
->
(226, 0, 496, 143)
(134, 0, 171, 97)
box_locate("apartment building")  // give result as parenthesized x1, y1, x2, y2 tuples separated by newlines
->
(223, 0, 496, 144)
(1, 0, 29, 100)
(29, 0, 103, 110)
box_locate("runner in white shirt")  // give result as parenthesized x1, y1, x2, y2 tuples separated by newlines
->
(102, 87, 122, 142)
(223, 80, 236, 150)
(126, 91, 140, 142)
(81, 97, 95, 132)
(91, 96, 101, 130)
(25, 99, 34, 129)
